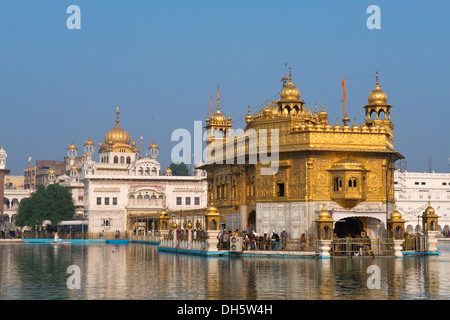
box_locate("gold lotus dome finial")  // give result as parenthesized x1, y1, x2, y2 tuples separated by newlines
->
(245, 106, 253, 124)
(318, 203, 331, 220)
(352, 118, 360, 132)
(68, 140, 77, 150)
(104, 107, 131, 146)
(318, 102, 328, 122)
(368, 71, 388, 105)
(85, 136, 94, 146)
(390, 205, 402, 220)
(263, 99, 272, 118)
(280, 66, 301, 102)
(424, 200, 435, 215)
(333, 118, 342, 131)
(150, 140, 158, 149)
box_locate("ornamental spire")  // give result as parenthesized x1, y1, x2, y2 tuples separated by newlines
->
(116, 107, 120, 123)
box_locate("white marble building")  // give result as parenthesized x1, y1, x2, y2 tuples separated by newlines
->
(394, 169, 450, 234)
(70, 108, 208, 234)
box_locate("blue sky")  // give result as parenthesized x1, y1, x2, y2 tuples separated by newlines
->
(0, 0, 449, 175)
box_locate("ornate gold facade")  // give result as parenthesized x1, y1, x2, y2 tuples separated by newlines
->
(200, 67, 403, 238)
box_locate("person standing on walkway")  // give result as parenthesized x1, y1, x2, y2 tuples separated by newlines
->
(271, 230, 280, 250)
(280, 228, 288, 250)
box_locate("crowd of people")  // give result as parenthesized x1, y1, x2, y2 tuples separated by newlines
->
(0, 228, 20, 239)
(217, 228, 309, 251)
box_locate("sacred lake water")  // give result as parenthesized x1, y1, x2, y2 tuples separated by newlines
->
(1, 242, 449, 300)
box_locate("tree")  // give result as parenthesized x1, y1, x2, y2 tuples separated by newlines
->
(15, 184, 76, 229)
(169, 162, 190, 176)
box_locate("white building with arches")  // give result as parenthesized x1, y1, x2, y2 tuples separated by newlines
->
(394, 169, 450, 234)
(72, 108, 207, 235)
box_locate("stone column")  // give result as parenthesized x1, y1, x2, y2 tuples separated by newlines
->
(205, 230, 220, 252)
(424, 230, 439, 252)
(317, 239, 332, 258)
(392, 239, 404, 257)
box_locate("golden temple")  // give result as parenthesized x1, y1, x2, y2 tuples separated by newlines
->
(200, 67, 404, 241)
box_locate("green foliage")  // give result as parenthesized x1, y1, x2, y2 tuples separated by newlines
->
(169, 162, 190, 176)
(15, 184, 76, 229)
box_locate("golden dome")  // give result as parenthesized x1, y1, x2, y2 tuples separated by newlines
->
(68, 140, 77, 150)
(318, 103, 328, 122)
(49, 169, 55, 175)
(280, 67, 301, 102)
(351, 120, 360, 132)
(368, 71, 388, 105)
(324, 121, 333, 132)
(315, 122, 324, 131)
(390, 206, 402, 220)
(360, 123, 369, 132)
(70, 164, 78, 171)
(206, 205, 219, 216)
(150, 140, 158, 149)
(343, 123, 351, 132)
(245, 106, 253, 124)
(104, 108, 131, 146)
(212, 109, 226, 122)
(424, 202, 435, 215)
(165, 167, 172, 174)
(318, 204, 331, 220)
(85, 137, 94, 146)
(160, 207, 168, 216)
(333, 120, 342, 131)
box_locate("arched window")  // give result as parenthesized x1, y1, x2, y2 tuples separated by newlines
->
(334, 178, 343, 191)
(126, 157, 131, 164)
(348, 178, 358, 188)
(120, 156, 124, 164)
(114, 156, 118, 164)
(430, 221, 436, 231)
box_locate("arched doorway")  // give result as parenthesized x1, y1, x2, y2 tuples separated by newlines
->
(334, 217, 363, 238)
(247, 210, 256, 232)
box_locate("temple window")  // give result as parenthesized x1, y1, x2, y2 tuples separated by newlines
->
(334, 178, 343, 191)
(277, 183, 285, 197)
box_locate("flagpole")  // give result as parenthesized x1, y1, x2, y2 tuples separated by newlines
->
(342, 76, 350, 125)
(140, 136, 143, 159)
